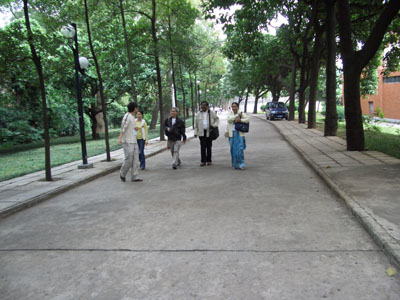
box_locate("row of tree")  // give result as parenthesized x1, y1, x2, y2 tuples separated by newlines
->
(204, 0, 400, 151)
(0, 0, 226, 180)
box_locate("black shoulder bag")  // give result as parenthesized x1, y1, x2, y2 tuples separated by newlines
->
(208, 110, 219, 140)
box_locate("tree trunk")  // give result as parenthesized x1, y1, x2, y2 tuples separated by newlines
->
(298, 87, 306, 123)
(289, 58, 297, 120)
(150, 99, 159, 129)
(244, 86, 250, 113)
(84, 0, 111, 160)
(178, 59, 186, 121)
(151, 0, 165, 140)
(253, 86, 260, 114)
(343, 68, 364, 150)
(90, 115, 100, 140)
(119, 0, 138, 101)
(324, 0, 338, 136)
(23, 0, 51, 181)
(167, 12, 177, 109)
(189, 72, 195, 128)
(307, 25, 323, 129)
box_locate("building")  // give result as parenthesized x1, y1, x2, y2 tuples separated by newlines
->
(360, 69, 400, 120)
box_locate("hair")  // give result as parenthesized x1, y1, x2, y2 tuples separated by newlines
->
(137, 110, 144, 115)
(127, 102, 138, 112)
(201, 100, 209, 106)
(231, 102, 239, 108)
(171, 107, 179, 113)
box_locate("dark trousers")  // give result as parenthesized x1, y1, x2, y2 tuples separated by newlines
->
(199, 130, 212, 163)
(137, 139, 145, 169)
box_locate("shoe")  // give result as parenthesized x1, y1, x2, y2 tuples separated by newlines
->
(206, 162, 212, 165)
(132, 178, 143, 182)
(140, 168, 145, 170)
(120, 175, 126, 182)
(200, 162, 205, 166)
(172, 165, 177, 169)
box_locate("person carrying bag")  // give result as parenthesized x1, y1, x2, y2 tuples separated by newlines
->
(225, 102, 249, 170)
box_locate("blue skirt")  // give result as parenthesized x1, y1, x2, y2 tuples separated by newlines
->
(229, 131, 246, 169)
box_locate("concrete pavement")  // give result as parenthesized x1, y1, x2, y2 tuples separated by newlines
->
(0, 130, 195, 219)
(253, 114, 400, 270)
(0, 114, 399, 299)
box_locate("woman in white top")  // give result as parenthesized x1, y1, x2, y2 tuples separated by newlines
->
(225, 102, 249, 170)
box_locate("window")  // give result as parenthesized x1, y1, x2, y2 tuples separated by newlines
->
(383, 76, 400, 83)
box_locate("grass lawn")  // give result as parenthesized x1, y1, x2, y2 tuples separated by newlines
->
(0, 119, 194, 182)
(314, 118, 400, 159)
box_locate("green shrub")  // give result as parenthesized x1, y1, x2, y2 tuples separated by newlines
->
(375, 107, 384, 119)
(336, 105, 345, 121)
(320, 104, 345, 121)
(0, 107, 43, 144)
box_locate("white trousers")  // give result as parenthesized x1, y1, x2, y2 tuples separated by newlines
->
(120, 142, 139, 180)
(168, 140, 182, 167)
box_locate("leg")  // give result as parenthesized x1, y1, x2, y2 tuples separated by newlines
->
(131, 143, 140, 180)
(137, 139, 145, 169)
(199, 136, 207, 163)
(172, 141, 182, 168)
(120, 143, 134, 178)
(206, 136, 212, 163)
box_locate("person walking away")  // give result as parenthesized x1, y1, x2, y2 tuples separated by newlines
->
(194, 100, 219, 166)
(118, 102, 143, 182)
(225, 102, 249, 170)
(136, 110, 148, 170)
(164, 107, 186, 169)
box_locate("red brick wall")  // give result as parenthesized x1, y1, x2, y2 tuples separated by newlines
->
(360, 69, 400, 120)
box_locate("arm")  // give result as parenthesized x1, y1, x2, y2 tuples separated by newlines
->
(212, 111, 219, 127)
(144, 122, 149, 144)
(118, 113, 129, 144)
(164, 118, 170, 136)
(239, 112, 249, 123)
(180, 120, 187, 142)
(227, 113, 236, 124)
(193, 113, 198, 136)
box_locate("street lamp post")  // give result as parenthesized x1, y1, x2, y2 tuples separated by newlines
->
(61, 24, 93, 169)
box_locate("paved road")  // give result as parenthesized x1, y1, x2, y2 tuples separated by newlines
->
(1, 116, 399, 299)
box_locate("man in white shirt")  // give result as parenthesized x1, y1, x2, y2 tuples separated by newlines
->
(118, 102, 142, 182)
(194, 101, 219, 166)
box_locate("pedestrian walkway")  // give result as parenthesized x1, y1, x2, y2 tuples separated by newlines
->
(1, 114, 399, 299)
(0, 129, 195, 219)
(253, 114, 400, 269)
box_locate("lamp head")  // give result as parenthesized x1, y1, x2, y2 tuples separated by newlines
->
(61, 24, 75, 39)
(79, 57, 89, 70)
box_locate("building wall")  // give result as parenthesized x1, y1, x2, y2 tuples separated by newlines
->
(360, 69, 400, 120)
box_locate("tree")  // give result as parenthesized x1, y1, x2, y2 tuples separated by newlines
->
(324, 0, 338, 136)
(119, 0, 138, 102)
(23, 0, 51, 181)
(337, 0, 400, 150)
(83, 0, 111, 160)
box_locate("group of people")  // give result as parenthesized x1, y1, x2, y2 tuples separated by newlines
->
(118, 101, 249, 182)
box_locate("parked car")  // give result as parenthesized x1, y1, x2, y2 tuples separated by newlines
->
(265, 102, 288, 120)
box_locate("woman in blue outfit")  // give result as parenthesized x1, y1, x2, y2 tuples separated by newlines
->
(225, 102, 249, 170)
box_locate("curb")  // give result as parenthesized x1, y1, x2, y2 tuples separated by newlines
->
(254, 114, 400, 269)
(0, 133, 197, 220)
(0, 146, 168, 220)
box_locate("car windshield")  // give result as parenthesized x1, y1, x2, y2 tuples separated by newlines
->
(270, 102, 286, 109)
